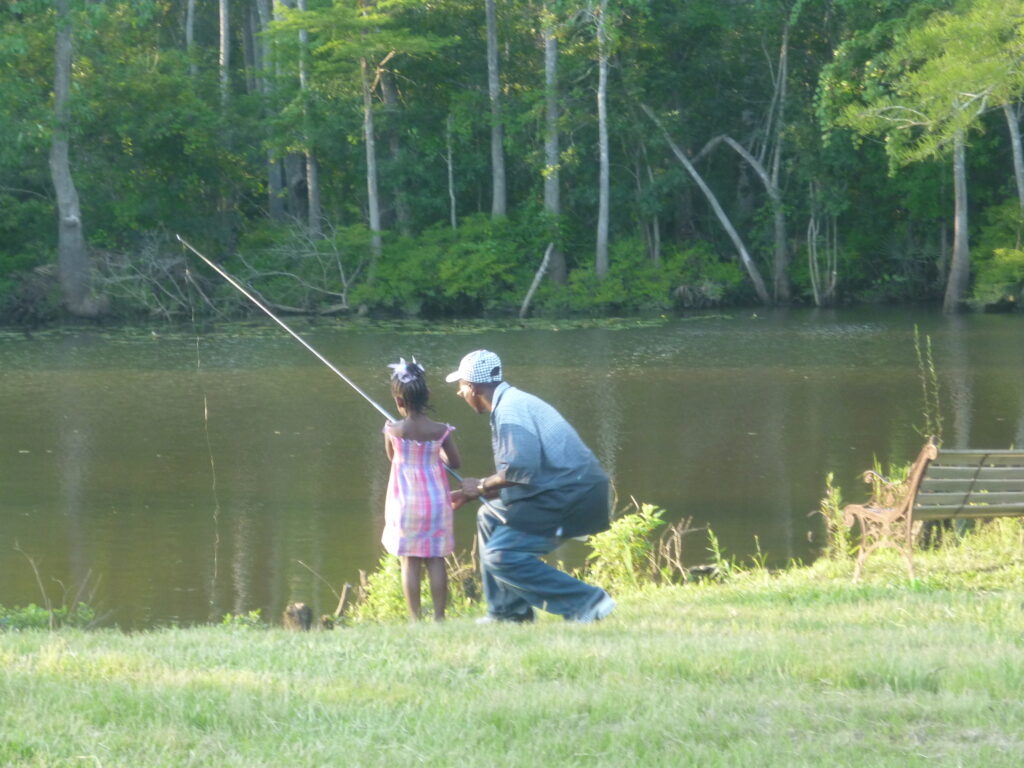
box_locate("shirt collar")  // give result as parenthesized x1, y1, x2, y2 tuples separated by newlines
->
(490, 381, 512, 415)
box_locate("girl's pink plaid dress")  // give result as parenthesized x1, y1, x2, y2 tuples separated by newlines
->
(382, 425, 455, 557)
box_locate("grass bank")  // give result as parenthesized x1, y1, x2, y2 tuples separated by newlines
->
(3, 519, 1024, 767)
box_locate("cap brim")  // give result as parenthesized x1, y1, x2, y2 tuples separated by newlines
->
(444, 370, 462, 383)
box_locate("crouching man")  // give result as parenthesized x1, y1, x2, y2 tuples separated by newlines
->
(447, 349, 615, 624)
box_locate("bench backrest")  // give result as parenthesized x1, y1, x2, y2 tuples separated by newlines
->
(915, 449, 1024, 521)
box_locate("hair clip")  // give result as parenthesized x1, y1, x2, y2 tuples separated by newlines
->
(388, 357, 423, 383)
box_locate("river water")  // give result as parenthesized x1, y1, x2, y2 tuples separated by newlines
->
(1, 308, 1022, 628)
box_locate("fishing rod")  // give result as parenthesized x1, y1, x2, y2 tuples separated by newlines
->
(176, 234, 506, 523)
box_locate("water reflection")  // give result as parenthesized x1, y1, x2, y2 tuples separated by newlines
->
(0, 309, 1022, 628)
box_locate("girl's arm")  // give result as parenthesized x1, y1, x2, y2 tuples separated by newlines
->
(383, 421, 396, 461)
(440, 432, 461, 470)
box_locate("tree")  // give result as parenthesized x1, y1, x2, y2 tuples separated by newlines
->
(51, 0, 104, 317)
(486, 0, 507, 218)
(593, 0, 610, 278)
(833, 0, 1024, 311)
(541, 2, 566, 283)
(643, 104, 772, 304)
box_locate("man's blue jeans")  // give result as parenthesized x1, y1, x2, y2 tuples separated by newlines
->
(477, 503, 608, 621)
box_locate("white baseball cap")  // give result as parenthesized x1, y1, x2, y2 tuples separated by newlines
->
(445, 349, 503, 384)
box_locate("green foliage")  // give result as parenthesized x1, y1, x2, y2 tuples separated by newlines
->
(705, 527, 737, 582)
(831, 0, 1023, 170)
(351, 551, 480, 622)
(555, 240, 744, 315)
(2, 0, 1023, 319)
(972, 198, 1024, 307)
(354, 214, 541, 315)
(220, 609, 266, 630)
(351, 552, 409, 623)
(817, 473, 854, 560)
(584, 501, 667, 591)
(0, 602, 96, 631)
(913, 325, 943, 442)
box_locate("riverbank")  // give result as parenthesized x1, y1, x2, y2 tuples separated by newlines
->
(3, 520, 1024, 767)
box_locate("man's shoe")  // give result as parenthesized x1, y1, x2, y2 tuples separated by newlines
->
(576, 594, 615, 623)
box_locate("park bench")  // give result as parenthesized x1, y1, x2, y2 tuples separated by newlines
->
(842, 439, 1024, 579)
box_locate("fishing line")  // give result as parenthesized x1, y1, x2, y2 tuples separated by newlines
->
(176, 235, 507, 524)
(184, 265, 222, 616)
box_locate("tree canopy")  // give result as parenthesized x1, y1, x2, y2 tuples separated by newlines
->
(1, 0, 1022, 323)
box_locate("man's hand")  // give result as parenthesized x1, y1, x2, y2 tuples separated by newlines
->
(460, 477, 482, 498)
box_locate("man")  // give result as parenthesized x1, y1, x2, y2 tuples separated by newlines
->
(446, 349, 615, 623)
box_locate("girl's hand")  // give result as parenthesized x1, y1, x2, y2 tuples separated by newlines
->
(450, 489, 468, 510)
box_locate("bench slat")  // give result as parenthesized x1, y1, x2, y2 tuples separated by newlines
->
(922, 466, 1024, 481)
(920, 478, 1024, 491)
(916, 491, 1024, 505)
(914, 503, 1024, 521)
(931, 452, 1024, 467)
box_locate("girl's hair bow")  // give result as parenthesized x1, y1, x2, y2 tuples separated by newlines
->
(387, 357, 424, 383)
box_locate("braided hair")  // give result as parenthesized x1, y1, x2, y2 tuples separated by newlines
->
(390, 359, 430, 414)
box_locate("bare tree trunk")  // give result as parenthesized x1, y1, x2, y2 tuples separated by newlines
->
(1004, 103, 1024, 216)
(242, 6, 258, 94)
(594, 0, 610, 279)
(520, 242, 554, 318)
(807, 184, 837, 307)
(646, 162, 661, 264)
(636, 136, 661, 264)
(769, 24, 791, 303)
(219, 0, 230, 107)
(381, 71, 411, 235)
(943, 129, 970, 313)
(255, 0, 285, 221)
(51, 0, 103, 318)
(446, 113, 457, 230)
(186, 0, 198, 78)
(542, 13, 566, 284)
(361, 57, 383, 258)
(486, 0, 506, 218)
(642, 104, 771, 305)
(297, 0, 321, 238)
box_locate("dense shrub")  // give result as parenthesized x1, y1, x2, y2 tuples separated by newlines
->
(972, 199, 1024, 308)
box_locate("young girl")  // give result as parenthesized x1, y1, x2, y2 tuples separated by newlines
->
(382, 358, 461, 621)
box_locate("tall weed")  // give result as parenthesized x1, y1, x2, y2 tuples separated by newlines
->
(584, 499, 666, 591)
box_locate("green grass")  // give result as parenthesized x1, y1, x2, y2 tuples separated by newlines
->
(3, 522, 1024, 766)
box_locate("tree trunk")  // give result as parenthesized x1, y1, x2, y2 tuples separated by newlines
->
(943, 130, 970, 313)
(219, 0, 230, 107)
(382, 71, 411, 235)
(446, 113, 457, 230)
(255, 0, 285, 221)
(769, 24, 791, 303)
(486, 0, 506, 218)
(1004, 103, 1024, 215)
(361, 57, 383, 258)
(646, 162, 661, 264)
(542, 14, 566, 283)
(297, 0, 321, 238)
(186, 0, 198, 78)
(594, 0, 610, 279)
(642, 104, 771, 305)
(50, 0, 103, 318)
(520, 242, 554, 318)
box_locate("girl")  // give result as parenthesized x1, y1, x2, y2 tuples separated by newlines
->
(382, 358, 461, 621)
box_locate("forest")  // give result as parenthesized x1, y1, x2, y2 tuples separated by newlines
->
(1, 0, 1022, 324)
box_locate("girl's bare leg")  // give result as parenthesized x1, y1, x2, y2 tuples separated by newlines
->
(426, 557, 448, 622)
(400, 556, 423, 620)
